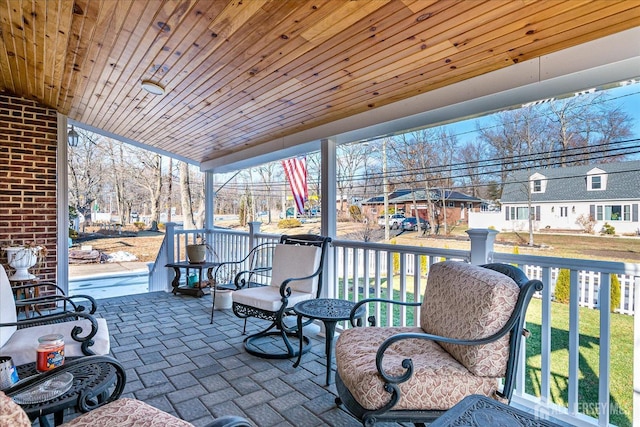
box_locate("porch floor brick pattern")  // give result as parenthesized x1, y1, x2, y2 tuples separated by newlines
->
(62, 292, 409, 427)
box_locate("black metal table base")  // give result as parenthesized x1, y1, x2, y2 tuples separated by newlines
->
(292, 298, 365, 386)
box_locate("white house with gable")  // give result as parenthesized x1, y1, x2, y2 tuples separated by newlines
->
(494, 160, 640, 235)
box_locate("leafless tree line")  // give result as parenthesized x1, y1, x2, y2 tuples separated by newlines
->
(68, 91, 634, 230)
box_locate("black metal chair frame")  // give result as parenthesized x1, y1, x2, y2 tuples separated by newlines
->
(1, 282, 102, 356)
(335, 263, 544, 426)
(210, 241, 278, 323)
(231, 234, 331, 359)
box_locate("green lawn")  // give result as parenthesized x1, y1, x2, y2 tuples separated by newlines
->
(525, 298, 633, 426)
(340, 278, 634, 426)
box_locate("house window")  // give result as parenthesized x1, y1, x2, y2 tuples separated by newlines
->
(590, 175, 602, 190)
(516, 207, 529, 220)
(533, 179, 542, 192)
(560, 207, 568, 217)
(594, 204, 631, 221)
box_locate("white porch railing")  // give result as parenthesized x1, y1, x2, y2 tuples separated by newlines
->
(148, 222, 280, 292)
(152, 225, 638, 427)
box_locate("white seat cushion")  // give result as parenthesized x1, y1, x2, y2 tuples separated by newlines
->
(0, 318, 110, 366)
(0, 266, 17, 348)
(232, 286, 314, 312)
(270, 243, 322, 294)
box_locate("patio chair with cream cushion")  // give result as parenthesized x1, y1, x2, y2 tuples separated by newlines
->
(210, 241, 278, 323)
(231, 234, 331, 359)
(334, 261, 543, 426)
(0, 265, 110, 366)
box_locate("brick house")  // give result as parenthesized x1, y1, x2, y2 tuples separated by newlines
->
(361, 188, 483, 227)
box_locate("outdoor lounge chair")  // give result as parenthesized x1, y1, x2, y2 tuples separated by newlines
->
(210, 241, 278, 323)
(334, 261, 543, 426)
(231, 234, 331, 359)
(0, 265, 110, 366)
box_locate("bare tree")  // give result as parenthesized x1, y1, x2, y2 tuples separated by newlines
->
(179, 161, 196, 229)
(67, 129, 105, 225)
(255, 163, 280, 223)
(388, 129, 457, 234)
(477, 109, 542, 186)
(546, 93, 632, 165)
(135, 151, 163, 229)
(456, 139, 487, 197)
(101, 139, 140, 225)
(336, 143, 369, 217)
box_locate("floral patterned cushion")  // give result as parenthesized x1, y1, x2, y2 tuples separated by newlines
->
(61, 398, 193, 427)
(335, 327, 501, 411)
(420, 261, 520, 377)
(0, 391, 30, 427)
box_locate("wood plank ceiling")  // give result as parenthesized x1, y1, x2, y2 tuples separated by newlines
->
(0, 0, 639, 165)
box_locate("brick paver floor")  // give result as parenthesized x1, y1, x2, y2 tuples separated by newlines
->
(76, 291, 408, 427)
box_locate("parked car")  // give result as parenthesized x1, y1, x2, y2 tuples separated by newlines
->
(401, 217, 430, 232)
(378, 214, 406, 229)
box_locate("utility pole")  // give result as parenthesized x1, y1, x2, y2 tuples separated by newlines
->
(383, 138, 389, 241)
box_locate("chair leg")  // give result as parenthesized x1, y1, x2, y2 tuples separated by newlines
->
(242, 318, 247, 335)
(210, 290, 216, 324)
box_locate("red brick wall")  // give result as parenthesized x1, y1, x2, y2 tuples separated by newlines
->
(0, 94, 58, 281)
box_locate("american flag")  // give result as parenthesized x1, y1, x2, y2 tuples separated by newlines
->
(282, 157, 308, 215)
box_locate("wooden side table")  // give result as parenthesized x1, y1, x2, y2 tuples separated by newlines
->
(9, 277, 40, 318)
(165, 261, 220, 297)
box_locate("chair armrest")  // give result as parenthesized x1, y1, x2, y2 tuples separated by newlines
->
(277, 267, 322, 298)
(203, 415, 255, 427)
(10, 281, 98, 314)
(374, 278, 544, 387)
(1, 311, 101, 356)
(15, 294, 98, 315)
(3, 355, 126, 411)
(213, 242, 277, 289)
(349, 298, 421, 327)
(233, 266, 272, 289)
(10, 281, 67, 296)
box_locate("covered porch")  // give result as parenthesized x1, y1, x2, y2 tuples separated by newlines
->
(1, 1, 639, 426)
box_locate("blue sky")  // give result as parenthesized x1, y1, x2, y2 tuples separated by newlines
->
(443, 81, 640, 151)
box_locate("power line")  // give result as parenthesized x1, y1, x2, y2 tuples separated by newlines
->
(217, 138, 640, 195)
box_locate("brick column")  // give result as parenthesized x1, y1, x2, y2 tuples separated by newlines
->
(0, 94, 58, 282)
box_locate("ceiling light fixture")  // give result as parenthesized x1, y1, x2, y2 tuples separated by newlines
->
(141, 80, 165, 96)
(67, 125, 80, 147)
